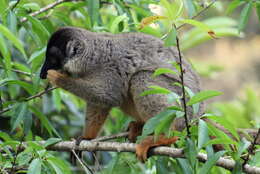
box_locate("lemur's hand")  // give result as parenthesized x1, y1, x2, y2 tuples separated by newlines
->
(47, 70, 68, 87)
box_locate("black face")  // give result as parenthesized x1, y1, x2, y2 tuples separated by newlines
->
(40, 46, 64, 79)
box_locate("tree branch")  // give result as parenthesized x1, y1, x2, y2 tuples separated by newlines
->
(0, 86, 57, 115)
(177, 0, 216, 30)
(174, 25, 190, 136)
(19, 140, 260, 174)
(20, 0, 82, 23)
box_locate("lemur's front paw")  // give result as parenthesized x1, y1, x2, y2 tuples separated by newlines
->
(47, 70, 68, 87)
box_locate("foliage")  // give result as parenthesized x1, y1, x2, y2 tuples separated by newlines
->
(0, 0, 260, 174)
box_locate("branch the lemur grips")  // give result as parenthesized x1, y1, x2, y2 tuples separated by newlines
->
(40, 26, 204, 161)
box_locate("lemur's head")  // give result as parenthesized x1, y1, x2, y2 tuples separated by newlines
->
(40, 27, 87, 79)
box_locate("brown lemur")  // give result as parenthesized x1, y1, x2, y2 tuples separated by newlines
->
(40, 26, 205, 162)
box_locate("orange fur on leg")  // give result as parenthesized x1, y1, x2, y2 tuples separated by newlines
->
(128, 121, 144, 142)
(136, 135, 178, 162)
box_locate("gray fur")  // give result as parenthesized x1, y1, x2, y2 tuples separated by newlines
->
(42, 26, 204, 132)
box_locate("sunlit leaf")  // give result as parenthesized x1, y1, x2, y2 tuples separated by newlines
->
(110, 14, 128, 33)
(27, 16, 50, 45)
(11, 103, 27, 132)
(154, 111, 176, 136)
(153, 67, 177, 77)
(0, 24, 26, 58)
(43, 138, 62, 148)
(238, 2, 252, 33)
(0, 79, 34, 95)
(28, 158, 42, 174)
(30, 107, 60, 137)
(199, 151, 226, 174)
(177, 158, 193, 174)
(140, 85, 171, 96)
(256, 3, 260, 24)
(198, 119, 209, 150)
(187, 90, 223, 106)
(184, 138, 197, 169)
(226, 0, 244, 15)
(184, 0, 196, 17)
(164, 28, 177, 47)
(87, 0, 100, 27)
(142, 110, 176, 137)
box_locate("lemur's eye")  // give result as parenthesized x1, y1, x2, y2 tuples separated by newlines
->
(66, 40, 83, 58)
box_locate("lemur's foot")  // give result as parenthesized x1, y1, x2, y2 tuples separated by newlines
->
(136, 135, 178, 162)
(47, 70, 68, 87)
(127, 121, 144, 142)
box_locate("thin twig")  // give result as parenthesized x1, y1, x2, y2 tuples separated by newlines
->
(0, 65, 32, 76)
(71, 150, 94, 174)
(91, 132, 129, 142)
(20, 0, 82, 23)
(177, 0, 216, 30)
(25, 86, 57, 101)
(243, 128, 260, 169)
(0, 87, 57, 115)
(174, 25, 190, 136)
(10, 135, 25, 174)
(11, 0, 21, 11)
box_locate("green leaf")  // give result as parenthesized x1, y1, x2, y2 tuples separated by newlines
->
(52, 89, 62, 112)
(87, 0, 100, 27)
(235, 138, 251, 160)
(11, 103, 28, 132)
(28, 158, 42, 174)
(0, 24, 26, 58)
(167, 105, 183, 111)
(199, 151, 226, 174)
(23, 113, 32, 135)
(238, 2, 252, 33)
(198, 119, 209, 150)
(110, 14, 128, 33)
(187, 90, 223, 106)
(141, 110, 176, 137)
(184, 0, 196, 17)
(30, 107, 60, 137)
(160, 0, 175, 20)
(205, 115, 239, 141)
(178, 19, 213, 32)
(27, 16, 50, 45)
(29, 47, 46, 73)
(177, 158, 192, 174)
(153, 67, 177, 77)
(184, 138, 198, 169)
(255, 3, 260, 24)
(0, 131, 12, 141)
(232, 160, 243, 174)
(154, 112, 176, 136)
(139, 25, 161, 37)
(140, 85, 171, 96)
(127, 4, 151, 17)
(226, 0, 244, 15)
(47, 156, 72, 174)
(23, 2, 41, 11)
(0, 0, 7, 16)
(0, 34, 11, 72)
(160, 0, 183, 20)
(206, 122, 237, 151)
(43, 138, 62, 148)
(164, 28, 177, 47)
(0, 79, 34, 95)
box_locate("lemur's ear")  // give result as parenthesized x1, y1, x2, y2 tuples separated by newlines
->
(40, 46, 64, 79)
